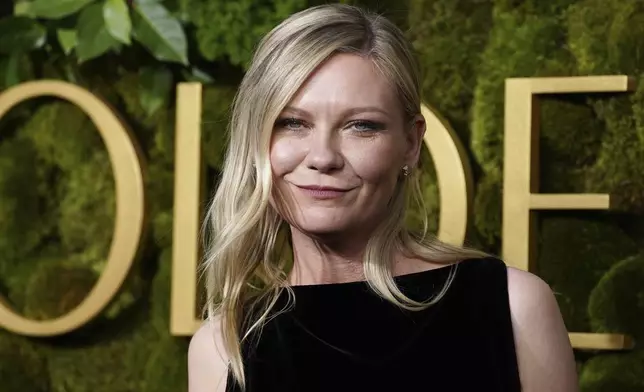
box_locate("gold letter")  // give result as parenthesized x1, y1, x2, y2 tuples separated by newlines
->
(503, 75, 635, 350)
(421, 104, 473, 246)
(0, 81, 146, 336)
(171, 83, 204, 335)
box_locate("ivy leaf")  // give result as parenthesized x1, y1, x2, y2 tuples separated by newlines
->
(14, 1, 34, 17)
(132, 0, 188, 65)
(76, 4, 120, 63)
(23, 0, 96, 19)
(104, 0, 132, 45)
(4, 52, 22, 88)
(3, 52, 33, 88)
(139, 66, 173, 117)
(181, 66, 215, 83)
(0, 17, 46, 54)
(57, 29, 78, 55)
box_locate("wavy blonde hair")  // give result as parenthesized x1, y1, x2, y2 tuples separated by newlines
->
(200, 3, 487, 389)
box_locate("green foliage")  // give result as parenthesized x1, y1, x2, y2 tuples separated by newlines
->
(0, 136, 54, 263)
(142, 335, 189, 392)
(536, 215, 639, 332)
(567, 0, 644, 213)
(43, 249, 188, 392)
(0, 51, 35, 88)
(18, 100, 116, 265)
(539, 96, 604, 193)
(142, 251, 192, 391)
(104, 0, 132, 45)
(407, 0, 493, 143)
(633, 77, 644, 145)
(184, 0, 307, 67)
(139, 66, 174, 118)
(150, 248, 173, 333)
(471, 5, 573, 174)
(579, 350, 644, 392)
(405, 144, 439, 235)
(584, 102, 644, 213)
(47, 321, 161, 392)
(202, 85, 236, 170)
(473, 171, 502, 248)
(58, 151, 115, 264)
(132, 0, 188, 65)
(24, 261, 97, 320)
(9, 0, 189, 67)
(493, 0, 579, 15)
(0, 332, 49, 392)
(588, 254, 644, 340)
(19, 0, 96, 19)
(0, 16, 46, 54)
(77, 3, 122, 62)
(567, 0, 644, 75)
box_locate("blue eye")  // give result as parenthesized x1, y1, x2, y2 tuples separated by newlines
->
(275, 117, 306, 130)
(350, 120, 383, 132)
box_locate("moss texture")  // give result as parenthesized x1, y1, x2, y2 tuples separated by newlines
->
(536, 214, 639, 332)
(182, 0, 308, 68)
(407, 0, 493, 145)
(588, 254, 644, 340)
(1, 0, 644, 390)
(579, 350, 644, 392)
(567, 0, 644, 213)
(0, 332, 49, 392)
(469, 2, 577, 248)
(405, 144, 439, 235)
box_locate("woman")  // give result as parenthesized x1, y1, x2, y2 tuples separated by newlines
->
(188, 4, 578, 392)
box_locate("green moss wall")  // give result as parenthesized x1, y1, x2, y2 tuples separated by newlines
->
(0, 0, 643, 390)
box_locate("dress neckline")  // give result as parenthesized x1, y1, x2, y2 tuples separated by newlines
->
(287, 258, 474, 290)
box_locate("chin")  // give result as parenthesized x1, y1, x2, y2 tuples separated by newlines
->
(290, 212, 355, 236)
(294, 221, 352, 236)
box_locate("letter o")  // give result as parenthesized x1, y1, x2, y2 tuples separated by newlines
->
(0, 81, 145, 336)
(421, 104, 473, 245)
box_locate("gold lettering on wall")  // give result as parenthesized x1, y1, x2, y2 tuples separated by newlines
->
(0, 78, 636, 351)
(502, 75, 636, 350)
(171, 83, 204, 335)
(421, 104, 473, 246)
(0, 80, 146, 336)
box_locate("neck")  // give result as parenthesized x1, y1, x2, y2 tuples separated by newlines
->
(287, 227, 371, 286)
(286, 227, 440, 286)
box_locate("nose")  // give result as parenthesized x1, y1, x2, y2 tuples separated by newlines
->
(304, 131, 344, 173)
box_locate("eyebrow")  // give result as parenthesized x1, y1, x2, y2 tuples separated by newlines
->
(281, 106, 390, 117)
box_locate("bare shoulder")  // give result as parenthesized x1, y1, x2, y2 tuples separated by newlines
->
(506, 267, 556, 314)
(188, 318, 230, 392)
(506, 267, 579, 392)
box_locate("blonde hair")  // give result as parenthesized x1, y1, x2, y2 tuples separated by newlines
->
(200, 3, 487, 389)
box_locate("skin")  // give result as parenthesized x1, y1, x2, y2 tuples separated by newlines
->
(188, 53, 580, 392)
(269, 53, 428, 285)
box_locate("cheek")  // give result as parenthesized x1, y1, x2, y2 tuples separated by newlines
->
(270, 137, 303, 177)
(348, 140, 401, 186)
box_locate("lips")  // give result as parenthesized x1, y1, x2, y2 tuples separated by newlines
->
(295, 184, 353, 199)
(297, 185, 350, 192)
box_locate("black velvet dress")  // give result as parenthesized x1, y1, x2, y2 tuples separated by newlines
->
(226, 257, 521, 391)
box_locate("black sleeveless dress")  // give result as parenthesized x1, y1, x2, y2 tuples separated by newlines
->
(226, 257, 522, 391)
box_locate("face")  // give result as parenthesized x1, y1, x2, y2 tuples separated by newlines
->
(269, 53, 424, 237)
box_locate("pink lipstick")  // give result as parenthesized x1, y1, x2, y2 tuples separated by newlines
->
(296, 185, 351, 199)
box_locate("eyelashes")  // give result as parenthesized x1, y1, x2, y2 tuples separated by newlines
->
(274, 117, 307, 130)
(273, 117, 385, 132)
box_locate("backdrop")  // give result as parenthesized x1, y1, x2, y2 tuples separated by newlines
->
(1, 0, 643, 391)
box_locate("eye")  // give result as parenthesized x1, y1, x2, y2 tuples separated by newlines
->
(275, 117, 307, 130)
(349, 120, 384, 132)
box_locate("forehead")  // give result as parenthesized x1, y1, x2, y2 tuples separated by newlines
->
(287, 53, 398, 112)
